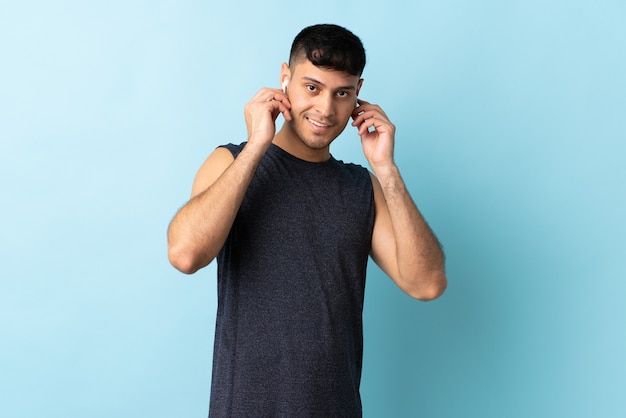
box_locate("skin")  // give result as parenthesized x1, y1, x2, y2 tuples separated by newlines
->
(167, 58, 447, 301)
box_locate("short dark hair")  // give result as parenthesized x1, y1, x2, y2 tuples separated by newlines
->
(289, 24, 366, 76)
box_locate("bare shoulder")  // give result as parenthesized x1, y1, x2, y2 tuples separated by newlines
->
(368, 171, 391, 247)
(191, 147, 235, 198)
(368, 171, 385, 206)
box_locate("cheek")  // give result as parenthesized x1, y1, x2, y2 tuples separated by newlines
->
(338, 103, 356, 120)
(288, 90, 311, 107)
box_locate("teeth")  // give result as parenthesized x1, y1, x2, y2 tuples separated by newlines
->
(308, 118, 328, 127)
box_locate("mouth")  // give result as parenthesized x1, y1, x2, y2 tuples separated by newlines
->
(306, 117, 332, 130)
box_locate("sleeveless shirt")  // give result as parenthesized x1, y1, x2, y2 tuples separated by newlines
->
(209, 142, 375, 417)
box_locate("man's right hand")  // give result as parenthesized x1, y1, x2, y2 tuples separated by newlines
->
(244, 88, 292, 147)
(168, 88, 292, 274)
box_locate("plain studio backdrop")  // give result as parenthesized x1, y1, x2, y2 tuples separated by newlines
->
(1, 1, 624, 417)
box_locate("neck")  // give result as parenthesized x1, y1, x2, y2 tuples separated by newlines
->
(273, 124, 331, 163)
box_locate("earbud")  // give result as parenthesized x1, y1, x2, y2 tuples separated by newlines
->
(281, 80, 288, 93)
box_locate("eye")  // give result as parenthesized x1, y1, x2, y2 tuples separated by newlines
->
(306, 85, 317, 92)
(337, 91, 349, 98)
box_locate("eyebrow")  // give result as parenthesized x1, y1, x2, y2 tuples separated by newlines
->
(301, 76, 357, 91)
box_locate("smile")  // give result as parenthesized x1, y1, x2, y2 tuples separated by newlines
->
(306, 117, 331, 128)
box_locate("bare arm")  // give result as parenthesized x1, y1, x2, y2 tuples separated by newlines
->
(369, 169, 447, 300)
(167, 143, 266, 273)
(167, 88, 291, 274)
(352, 100, 447, 300)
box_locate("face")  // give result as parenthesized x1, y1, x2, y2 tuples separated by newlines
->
(281, 59, 362, 151)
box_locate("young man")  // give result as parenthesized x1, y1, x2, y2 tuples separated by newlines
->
(168, 24, 446, 417)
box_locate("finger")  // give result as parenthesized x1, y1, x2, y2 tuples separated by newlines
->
(354, 99, 374, 114)
(358, 118, 379, 136)
(281, 105, 292, 121)
(352, 100, 367, 117)
(351, 109, 377, 127)
(353, 100, 388, 121)
(269, 90, 291, 106)
(252, 88, 291, 106)
(352, 101, 378, 117)
(268, 99, 292, 122)
(352, 114, 375, 135)
(359, 115, 394, 136)
(352, 107, 391, 128)
(252, 87, 277, 101)
(268, 91, 292, 120)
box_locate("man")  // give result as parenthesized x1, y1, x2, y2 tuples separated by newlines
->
(168, 24, 446, 417)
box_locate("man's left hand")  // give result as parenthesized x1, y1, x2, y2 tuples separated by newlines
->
(351, 99, 396, 170)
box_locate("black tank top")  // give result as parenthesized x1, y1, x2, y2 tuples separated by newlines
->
(210, 142, 375, 417)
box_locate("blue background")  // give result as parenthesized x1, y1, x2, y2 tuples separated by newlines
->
(1, 1, 625, 417)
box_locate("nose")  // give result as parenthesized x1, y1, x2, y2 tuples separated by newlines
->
(315, 92, 335, 118)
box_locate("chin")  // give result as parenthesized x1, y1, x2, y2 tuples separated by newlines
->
(300, 136, 334, 150)
(300, 126, 347, 149)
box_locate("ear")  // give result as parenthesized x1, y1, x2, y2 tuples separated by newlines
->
(356, 78, 364, 97)
(280, 62, 290, 92)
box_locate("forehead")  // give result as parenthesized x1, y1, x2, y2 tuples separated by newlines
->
(291, 59, 360, 87)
